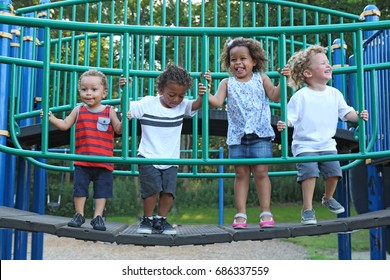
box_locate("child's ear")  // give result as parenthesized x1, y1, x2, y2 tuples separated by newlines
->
(303, 69, 312, 78)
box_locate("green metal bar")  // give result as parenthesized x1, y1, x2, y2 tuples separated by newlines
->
(160, 0, 166, 67)
(121, 31, 130, 159)
(201, 34, 209, 160)
(95, 0, 103, 68)
(244, 0, 362, 20)
(278, 33, 288, 158)
(40, 26, 51, 154)
(365, 70, 379, 153)
(2, 142, 390, 167)
(355, 30, 367, 154)
(2, 15, 390, 36)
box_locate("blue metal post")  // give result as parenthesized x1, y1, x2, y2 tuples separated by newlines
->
(218, 147, 224, 225)
(31, 163, 46, 260)
(332, 38, 348, 129)
(31, 1, 51, 260)
(13, 12, 36, 260)
(332, 40, 352, 259)
(367, 165, 386, 259)
(336, 166, 351, 260)
(2, 153, 16, 259)
(0, 0, 13, 260)
(14, 158, 31, 260)
(362, 5, 380, 41)
(362, 4, 386, 260)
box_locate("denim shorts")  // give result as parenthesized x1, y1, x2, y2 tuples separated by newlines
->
(228, 134, 273, 159)
(138, 164, 178, 199)
(73, 165, 113, 199)
(296, 151, 342, 183)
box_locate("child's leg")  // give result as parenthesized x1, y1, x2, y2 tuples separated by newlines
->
(234, 165, 251, 222)
(157, 193, 174, 217)
(93, 198, 106, 218)
(74, 196, 87, 216)
(301, 177, 316, 211)
(143, 193, 158, 217)
(323, 176, 339, 199)
(252, 164, 272, 220)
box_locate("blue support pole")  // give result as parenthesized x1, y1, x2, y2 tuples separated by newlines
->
(13, 12, 36, 260)
(14, 158, 31, 260)
(367, 165, 386, 259)
(2, 153, 16, 259)
(30, 1, 51, 260)
(332, 40, 352, 259)
(218, 147, 224, 225)
(336, 165, 351, 260)
(31, 161, 46, 260)
(332, 38, 348, 129)
(0, 0, 13, 260)
(362, 4, 386, 260)
(362, 5, 380, 41)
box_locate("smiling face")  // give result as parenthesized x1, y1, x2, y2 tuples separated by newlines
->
(229, 46, 257, 81)
(159, 82, 188, 108)
(78, 75, 107, 110)
(304, 52, 333, 86)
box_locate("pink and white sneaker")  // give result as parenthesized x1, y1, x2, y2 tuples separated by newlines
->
(259, 211, 275, 227)
(232, 213, 248, 229)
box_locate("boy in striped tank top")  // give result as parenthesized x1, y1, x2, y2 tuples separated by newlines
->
(41, 70, 122, 231)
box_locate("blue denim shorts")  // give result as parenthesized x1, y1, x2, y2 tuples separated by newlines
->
(138, 164, 178, 199)
(228, 134, 273, 159)
(296, 151, 342, 183)
(73, 165, 113, 199)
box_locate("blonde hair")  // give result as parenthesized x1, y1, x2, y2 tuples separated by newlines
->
(220, 37, 267, 73)
(287, 45, 327, 90)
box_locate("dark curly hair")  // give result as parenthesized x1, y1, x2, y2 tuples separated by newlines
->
(157, 62, 193, 93)
(220, 37, 268, 73)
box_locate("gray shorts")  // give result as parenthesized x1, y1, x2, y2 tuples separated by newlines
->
(138, 164, 178, 199)
(296, 151, 342, 184)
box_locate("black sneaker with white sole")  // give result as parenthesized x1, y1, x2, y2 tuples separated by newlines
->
(68, 213, 85, 227)
(153, 217, 177, 235)
(137, 216, 153, 234)
(90, 215, 106, 231)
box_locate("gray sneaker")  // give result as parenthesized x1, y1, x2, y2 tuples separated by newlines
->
(301, 209, 317, 225)
(322, 197, 345, 214)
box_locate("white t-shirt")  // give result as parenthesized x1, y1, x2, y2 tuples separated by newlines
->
(130, 95, 196, 169)
(287, 86, 354, 156)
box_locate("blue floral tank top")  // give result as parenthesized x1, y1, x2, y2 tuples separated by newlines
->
(226, 72, 275, 145)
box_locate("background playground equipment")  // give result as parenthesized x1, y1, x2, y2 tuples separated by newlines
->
(0, 0, 390, 260)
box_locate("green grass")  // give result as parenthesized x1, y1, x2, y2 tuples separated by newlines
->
(107, 202, 371, 260)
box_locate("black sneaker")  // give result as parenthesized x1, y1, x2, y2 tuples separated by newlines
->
(68, 213, 85, 228)
(137, 216, 153, 234)
(90, 215, 106, 231)
(153, 217, 177, 235)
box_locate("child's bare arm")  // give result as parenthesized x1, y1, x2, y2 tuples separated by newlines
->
(263, 65, 290, 102)
(40, 107, 78, 131)
(110, 108, 122, 134)
(192, 71, 211, 111)
(209, 78, 227, 109)
(344, 109, 369, 122)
